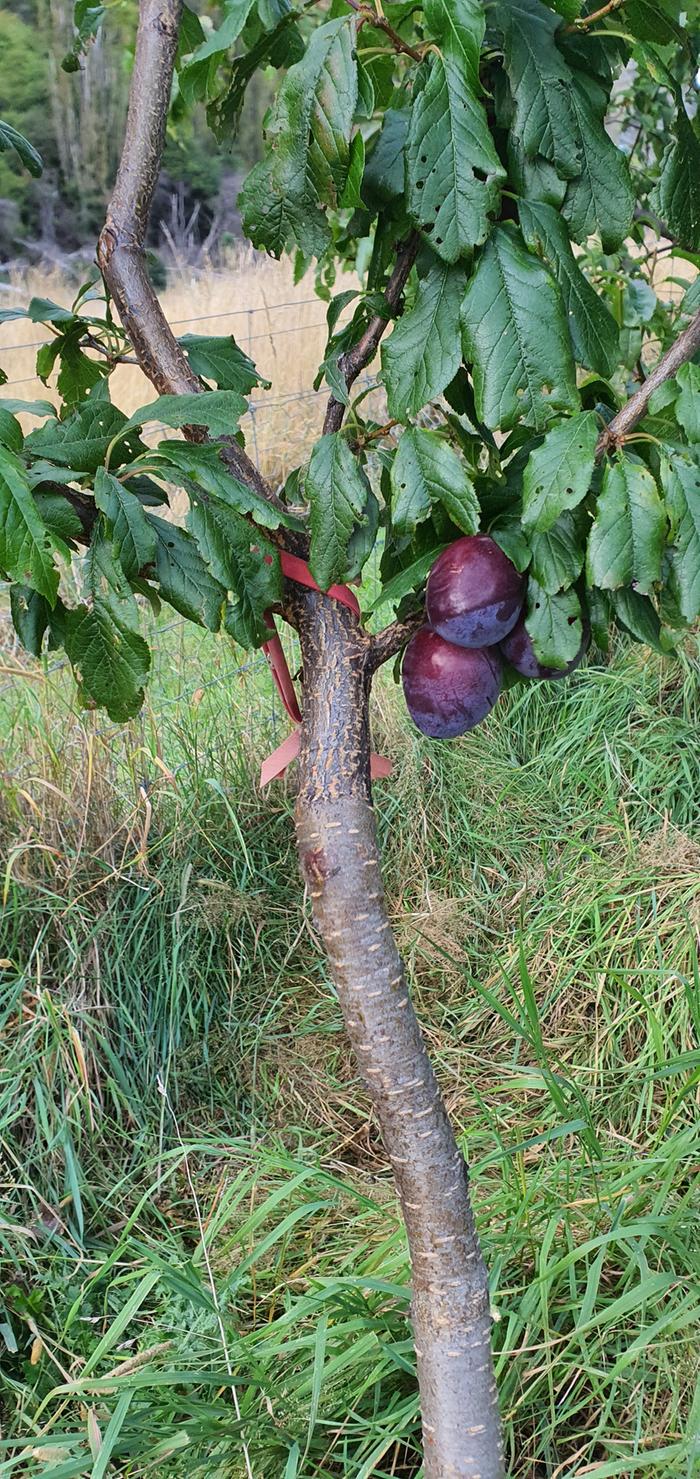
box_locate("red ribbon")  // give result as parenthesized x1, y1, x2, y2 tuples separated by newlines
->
(260, 554, 391, 787)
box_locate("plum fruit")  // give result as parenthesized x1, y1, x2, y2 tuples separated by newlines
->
(402, 626, 502, 738)
(426, 535, 524, 648)
(500, 615, 589, 679)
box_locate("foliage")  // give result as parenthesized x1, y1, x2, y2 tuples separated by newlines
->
(2, 0, 700, 709)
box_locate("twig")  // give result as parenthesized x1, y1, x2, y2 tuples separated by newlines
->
(565, 0, 626, 31)
(344, 0, 423, 61)
(369, 608, 424, 670)
(323, 232, 420, 436)
(596, 306, 700, 454)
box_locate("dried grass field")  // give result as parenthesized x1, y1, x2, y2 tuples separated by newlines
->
(0, 251, 699, 1477)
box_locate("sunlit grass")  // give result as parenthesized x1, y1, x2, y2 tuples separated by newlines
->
(1, 603, 699, 1476)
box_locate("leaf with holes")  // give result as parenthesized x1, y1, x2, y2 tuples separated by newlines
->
(562, 74, 635, 251)
(519, 200, 619, 377)
(187, 501, 281, 647)
(94, 468, 157, 579)
(661, 454, 700, 621)
(382, 261, 466, 422)
(497, 0, 580, 178)
(0, 448, 58, 603)
(147, 442, 302, 531)
(147, 516, 226, 630)
(306, 432, 372, 588)
(525, 579, 582, 669)
(26, 401, 145, 474)
(10, 585, 51, 656)
(587, 457, 666, 594)
(522, 412, 598, 531)
(406, 54, 503, 262)
(391, 428, 479, 537)
(460, 224, 579, 432)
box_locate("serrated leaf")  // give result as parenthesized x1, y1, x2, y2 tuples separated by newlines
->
(587, 456, 666, 594)
(622, 0, 686, 43)
(32, 489, 84, 542)
(562, 74, 634, 251)
(406, 53, 503, 262)
(120, 390, 247, 440)
(26, 401, 144, 474)
(611, 587, 665, 651)
(661, 455, 700, 621)
(65, 538, 150, 721)
(368, 544, 448, 611)
(306, 432, 371, 587)
(391, 427, 479, 536)
(147, 441, 302, 531)
(148, 515, 225, 630)
(0, 409, 22, 452)
(10, 585, 51, 656)
(0, 448, 58, 603)
(94, 468, 157, 579)
(240, 18, 357, 259)
(529, 509, 584, 592)
(0, 118, 43, 176)
(497, 0, 580, 178)
(362, 108, 409, 207)
(525, 579, 582, 668)
(187, 502, 281, 646)
(674, 363, 700, 440)
(179, 334, 270, 393)
(519, 199, 619, 377)
(461, 224, 579, 432)
(522, 412, 598, 531)
(382, 261, 466, 421)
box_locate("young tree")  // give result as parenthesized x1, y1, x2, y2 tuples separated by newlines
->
(2, 0, 699, 1471)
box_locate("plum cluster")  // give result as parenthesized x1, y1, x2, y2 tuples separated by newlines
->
(402, 536, 585, 740)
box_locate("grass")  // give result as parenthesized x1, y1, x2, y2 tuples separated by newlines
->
(1, 595, 699, 1477)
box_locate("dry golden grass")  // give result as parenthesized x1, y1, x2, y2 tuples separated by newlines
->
(0, 247, 357, 485)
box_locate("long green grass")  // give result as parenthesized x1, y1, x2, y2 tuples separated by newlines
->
(1, 610, 699, 1478)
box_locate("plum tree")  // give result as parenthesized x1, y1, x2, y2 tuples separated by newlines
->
(3, 0, 700, 1472)
(402, 626, 502, 737)
(426, 534, 525, 648)
(501, 615, 590, 680)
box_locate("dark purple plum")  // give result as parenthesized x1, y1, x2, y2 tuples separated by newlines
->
(402, 626, 502, 739)
(500, 615, 590, 679)
(426, 535, 524, 648)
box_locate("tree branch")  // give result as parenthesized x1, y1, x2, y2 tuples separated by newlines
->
(369, 608, 424, 671)
(97, 0, 287, 523)
(323, 233, 421, 436)
(344, 0, 423, 62)
(596, 306, 700, 455)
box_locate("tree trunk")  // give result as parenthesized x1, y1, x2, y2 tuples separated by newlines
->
(293, 588, 504, 1479)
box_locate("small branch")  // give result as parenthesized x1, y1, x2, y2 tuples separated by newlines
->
(565, 0, 626, 31)
(369, 608, 424, 671)
(97, 0, 288, 526)
(323, 232, 420, 436)
(344, 0, 423, 61)
(596, 307, 700, 455)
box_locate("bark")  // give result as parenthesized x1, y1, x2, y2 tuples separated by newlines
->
(596, 306, 700, 455)
(293, 587, 504, 1479)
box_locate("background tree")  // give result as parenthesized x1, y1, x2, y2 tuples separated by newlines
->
(2, 0, 699, 1472)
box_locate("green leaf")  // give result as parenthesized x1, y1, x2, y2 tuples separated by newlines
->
(522, 412, 598, 531)
(382, 261, 466, 421)
(0, 409, 23, 453)
(120, 390, 247, 440)
(406, 54, 503, 262)
(148, 516, 225, 631)
(661, 455, 700, 621)
(0, 398, 55, 418)
(529, 509, 584, 592)
(489, 513, 532, 571)
(425, 0, 484, 91)
(562, 74, 635, 251)
(340, 131, 366, 209)
(306, 432, 372, 587)
(32, 489, 84, 543)
(0, 448, 58, 603)
(367, 544, 448, 611)
(94, 468, 157, 579)
(587, 456, 666, 595)
(180, 0, 256, 78)
(391, 427, 479, 536)
(497, 0, 580, 178)
(525, 579, 582, 668)
(0, 118, 43, 176)
(622, 0, 686, 43)
(65, 538, 151, 721)
(10, 585, 51, 656)
(187, 503, 281, 646)
(179, 334, 270, 393)
(240, 18, 357, 259)
(26, 401, 144, 474)
(651, 100, 700, 252)
(460, 224, 579, 432)
(519, 200, 619, 377)
(147, 441, 302, 531)
(674, 363, 700, 440)
(611, 587, 665, 651)
(362, 108, 409, 208)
